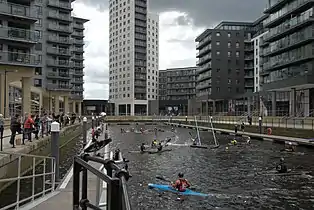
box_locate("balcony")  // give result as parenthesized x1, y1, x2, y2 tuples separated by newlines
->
(244, 55, 254, 60)
(197, 45, 211, 58)
(47, 35, 72, 45)
(244, 73, 254, 78)
(72, 31, 84, 37)
(47, 83, 71, 91)
(73, 86, 84, 91)
(72, 47, 84, 53)
(46, 71, 71, 80)
(0, 2, 37, 22)
(48, 24, 72, 34)
(47, 47, 71, 57)
(196, 35, 211, 50)
(70, 94, 83, 100)
(72, 54, 84, 60)
(196, 82, 211, 90)
(47, 0, 72, 11)
(73, 23, 84, 30)
(135, 88, 146, 93)
(0, 27, 38, 44)
(73, 39, 84, 45)
(264, 0, 314, 28)
(47, 59, 72, 68)
(197, 54, 211, 66)
(197, 72, 212, 82)
(135, 0, 147, 8)
(134, 81, 146, 87)
(244, 65, 254, 69)
(71, 79, 84, 84)
(264, 15, 314, 43)
(47, 12, 72, 22)
(73, 63, 84, 68)
(197, 62, 211, 74)
(0, 51, 40, 67)
(73, 70, 84, 76)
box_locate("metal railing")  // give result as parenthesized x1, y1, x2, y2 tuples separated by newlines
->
(0, 152, 55, 210)
(73, 137, 131, 210)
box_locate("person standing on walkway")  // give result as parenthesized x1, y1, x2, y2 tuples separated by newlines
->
(24, 114, 34, 144)
(34, 115, 40, 140)
(10, 114, 21, 148)
(0, 114, 4, 141)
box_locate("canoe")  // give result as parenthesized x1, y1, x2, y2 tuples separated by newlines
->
(148, 183, 209, 197)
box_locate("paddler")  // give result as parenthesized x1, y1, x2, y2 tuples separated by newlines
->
(140, 143, 146, 152)
(284, 142, 296, 152)
(171, 127, 175, 132)
(172, 173, 191, 201)
(230, 139, 237, 145)
(246, 136, 251, 144)
(151, 139, 158, 147)
(157, 142, 162, 151)
(276, 157, 288, 173)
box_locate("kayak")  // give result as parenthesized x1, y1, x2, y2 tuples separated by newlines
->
(129, 148, 172, 154)
(190, 145, 208, 149)
(148, 183, 209, 197)
(148, 148, 172, 154)
(262, 169, 310, 176)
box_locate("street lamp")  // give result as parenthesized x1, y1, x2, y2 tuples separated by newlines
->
(3, 70, 18, 118)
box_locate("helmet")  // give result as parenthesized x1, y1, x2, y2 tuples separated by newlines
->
(280, 157, 284, 162)
(178, 173, 184, 178)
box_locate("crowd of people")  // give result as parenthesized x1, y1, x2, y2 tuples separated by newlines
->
(2, 110, 80, 148)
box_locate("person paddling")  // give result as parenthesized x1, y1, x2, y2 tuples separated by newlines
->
(157, 142, 162, 151)
(140, 143, 146, 152)
(276, 157, 288, 173)
(172, 173, 191, 201)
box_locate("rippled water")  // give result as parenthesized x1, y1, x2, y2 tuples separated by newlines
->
(109, 124, 314, 210)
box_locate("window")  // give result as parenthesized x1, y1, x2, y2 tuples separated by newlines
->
(228, 42, 231, 48)
(216, 68, 220, 72)
(216, 87, 220, 92)
(236, 42, 239, 48)
(228, 51, 231, 57)
(228, 69, 231, 74)
(216, 32, 220, 36)
(227, 32, 231, 38)
(34, 79, 42, 87)
(236, 51, 239, 57)
(228, 79, 231, 84)
(228, 87, 231, 92)
(216, 51, 220, 55)
(216, 41, 220, 46)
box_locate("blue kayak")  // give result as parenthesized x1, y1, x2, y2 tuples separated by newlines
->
(148, 183, 209, 197)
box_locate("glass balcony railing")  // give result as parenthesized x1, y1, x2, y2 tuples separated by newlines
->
(0, 51, 40, 66)
(0, 27, 39, 42)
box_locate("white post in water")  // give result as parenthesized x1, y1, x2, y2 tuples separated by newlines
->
(51, 121, 60, 182)
(194, 116, 201, 145)
(209, 116, 218, 146)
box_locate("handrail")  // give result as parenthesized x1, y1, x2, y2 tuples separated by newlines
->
(73, 133, 132, 210)
(0, 152, 55, 210)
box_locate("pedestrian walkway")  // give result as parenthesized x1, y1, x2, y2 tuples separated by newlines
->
(0, 128, 37, 152)
(171, 118, 314, 130)
(167, 122, 314, 147)
(21, 131, 107, 210)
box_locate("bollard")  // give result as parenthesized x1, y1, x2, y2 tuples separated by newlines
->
(82, 117, 87, 146)
(51, 121, 60, 182)
(0, 125, 3, 151)
(92, 116, 95, 129)
(96, 116, 99, 126)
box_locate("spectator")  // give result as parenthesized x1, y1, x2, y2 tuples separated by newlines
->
(34, 115, 40, 140)
(0, 114, 4, 140)
(24, 114, 34, 143)
(10, 114, 21, 148)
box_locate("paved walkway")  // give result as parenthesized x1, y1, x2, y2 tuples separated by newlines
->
(22, 130, 107, 210)
(169, 118, 314, 130)
(167, 122, 314, 147)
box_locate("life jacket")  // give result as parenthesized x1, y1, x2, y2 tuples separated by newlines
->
(175, 179, 189, 192)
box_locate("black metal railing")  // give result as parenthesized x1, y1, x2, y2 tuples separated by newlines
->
(72, 139, 132, 210)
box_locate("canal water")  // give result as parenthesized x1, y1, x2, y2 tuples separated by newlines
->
(109, 124, 314, 210)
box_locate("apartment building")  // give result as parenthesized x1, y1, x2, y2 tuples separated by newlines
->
(195, 22, 256, 114)
(158, 67, 196, 100)
(108, 0, 159, 115)
(0, 0, 88, 117)
(262, 0, 314, 117)
(0, 0, 39, 117)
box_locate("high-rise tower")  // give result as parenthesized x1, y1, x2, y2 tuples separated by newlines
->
(108, 0, 159, 115)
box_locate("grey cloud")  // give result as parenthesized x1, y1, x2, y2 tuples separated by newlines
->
(167, 58, 197, 69)
(77, 0, 266, 27)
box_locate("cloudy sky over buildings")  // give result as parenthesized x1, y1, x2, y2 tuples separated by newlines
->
(73, 0, 266, 99)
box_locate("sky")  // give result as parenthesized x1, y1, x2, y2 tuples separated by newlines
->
(72, 0, 266, 100)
